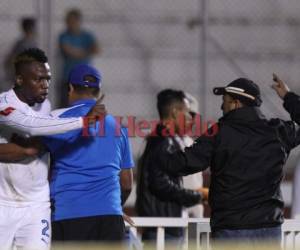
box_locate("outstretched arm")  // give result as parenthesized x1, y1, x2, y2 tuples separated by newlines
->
(272, 73, 300, 125)
(157, 134, 215, 177)
(0, 97, 106, 136)
(0, 107, 83, 136)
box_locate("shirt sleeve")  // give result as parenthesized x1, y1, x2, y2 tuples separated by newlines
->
(148, 158, 202, 207)
(283, 92, 300, 125)
(120, 127, 134, 169)
(157, 132, 216, 177)
(42, 129, 82, 153)
(42, 120, 103, 153)
(0, 104, 83, 136)
(279, 120, 300, 152)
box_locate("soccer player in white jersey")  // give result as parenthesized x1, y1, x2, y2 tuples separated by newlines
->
(0, 48, 105, 250)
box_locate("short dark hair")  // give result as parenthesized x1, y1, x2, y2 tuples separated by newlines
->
(157, 89, 186, 119)
(66, 8, 82, 20)
(21, 17, 36, 33)
(14, 48, 48, 74)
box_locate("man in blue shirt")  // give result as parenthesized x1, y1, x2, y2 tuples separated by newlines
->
(43, 64, 134, 242)
(58, 9, 99, 107)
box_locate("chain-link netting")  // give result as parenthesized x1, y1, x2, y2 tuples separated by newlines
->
(1, 0, 300, 187)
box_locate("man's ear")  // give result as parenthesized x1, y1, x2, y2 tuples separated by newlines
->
(15, 75, 23, 87)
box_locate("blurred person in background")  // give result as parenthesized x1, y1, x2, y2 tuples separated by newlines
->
(182, 92, 205, 218)
(58, 8, 100, 108)
(135, 89, 207, 242)
(43, 64, 134, 242)
(152, 77, 300, 245)
(3, 17, 37, 91)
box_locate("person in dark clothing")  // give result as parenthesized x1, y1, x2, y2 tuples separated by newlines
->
(3, 18, 38, 90)
(151, 78, 300, 243)
(135, 89, 206, 241)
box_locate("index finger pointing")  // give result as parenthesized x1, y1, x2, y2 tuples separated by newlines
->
(272, 73, 283, 85)
(273, 73, 278, 82)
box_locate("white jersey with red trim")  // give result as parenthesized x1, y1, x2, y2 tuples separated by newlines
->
(0, 91, 83, 137)
(0, 89, 52, 206)
(0, 89, 85, 207)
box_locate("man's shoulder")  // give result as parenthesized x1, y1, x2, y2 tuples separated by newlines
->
(0, 89, 19, 108)
(59, 31, 73, 43)
(80, 30, 96, 43)
(81, 30, 94, 37)
(59, 30, 69, 38)
(268, 118, 295, 129)
(145, 135, 172, 156)
(268, 118, 299, 140)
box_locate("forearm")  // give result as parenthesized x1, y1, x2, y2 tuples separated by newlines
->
(151, 184, 202, 207)
(0, 143, 37, 162)
(120, 169, 133, 206)
(158, 150, 209, 177)
(158, 136, 214, 177)
(121, 189, 131, 206)
(148, 168, 202, 206)
(0, 108, 83, 136)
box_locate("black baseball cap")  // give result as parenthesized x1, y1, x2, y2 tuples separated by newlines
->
(213, 78, 262, 107)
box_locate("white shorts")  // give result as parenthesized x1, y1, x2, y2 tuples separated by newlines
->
(0, 203, 51, 250)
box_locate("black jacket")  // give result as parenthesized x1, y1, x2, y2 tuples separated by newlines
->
(135, 124, 202, 236)
(152, 93, 300, 231)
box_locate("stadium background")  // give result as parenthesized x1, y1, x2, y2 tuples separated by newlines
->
(0, 0, 300, 216)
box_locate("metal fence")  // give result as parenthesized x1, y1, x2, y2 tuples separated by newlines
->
(126, 218, 300, 250)
(1, 0, 300, 160)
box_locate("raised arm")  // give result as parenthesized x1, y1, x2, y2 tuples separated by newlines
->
(0, 98, 106, 136)
(272, 73, 300, 125)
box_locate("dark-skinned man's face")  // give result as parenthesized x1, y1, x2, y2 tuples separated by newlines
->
(16, 61, 51, 106)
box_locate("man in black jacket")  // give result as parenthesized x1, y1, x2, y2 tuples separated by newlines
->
(151, 78, 300, 243)
(135, 89, 206, 241)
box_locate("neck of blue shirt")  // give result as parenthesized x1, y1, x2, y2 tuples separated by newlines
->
(70, 98, 96, 107)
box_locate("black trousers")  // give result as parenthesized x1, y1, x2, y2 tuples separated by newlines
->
(52, 215, 125, 242)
